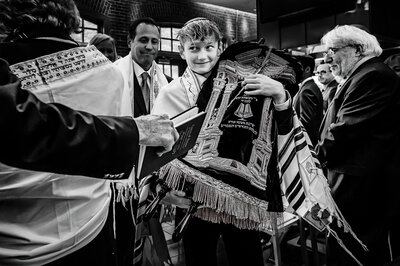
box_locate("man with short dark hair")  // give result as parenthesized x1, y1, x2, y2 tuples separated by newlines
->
(115, 17, 171, 118)
(316, 62, 338, 113)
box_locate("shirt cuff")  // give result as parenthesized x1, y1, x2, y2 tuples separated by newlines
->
(274, 91, 291, 111)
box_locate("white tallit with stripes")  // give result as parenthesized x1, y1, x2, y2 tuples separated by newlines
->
(278, 110, 334, 222)
(278, 109, 367, 265)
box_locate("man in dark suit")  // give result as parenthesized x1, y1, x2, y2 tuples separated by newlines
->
(317, 25, 400, 266)
(115, 17, 172, 118)
(316, 62, 338, 113)
(293, 55, 324, 146)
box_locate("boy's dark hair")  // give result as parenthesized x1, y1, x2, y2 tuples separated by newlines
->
(177, 17, 222, 45)
(127, 17, 159, 40)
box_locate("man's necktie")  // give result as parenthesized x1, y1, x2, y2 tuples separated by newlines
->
(141, 72, 150, 112)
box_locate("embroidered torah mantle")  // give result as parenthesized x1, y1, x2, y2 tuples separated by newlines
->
(160, 42, 300, 231)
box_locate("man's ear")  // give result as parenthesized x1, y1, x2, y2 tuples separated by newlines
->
(354, 45, 363, 56)
(127, 39, 132, 48)
(178, 45, 186, 60)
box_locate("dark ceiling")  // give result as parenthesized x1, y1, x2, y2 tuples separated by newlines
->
(191, 0, 257, 14)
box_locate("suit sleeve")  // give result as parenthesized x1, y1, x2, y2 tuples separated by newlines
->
(273, 91, 295, 135)
(296, 86, 316, 128)
(0, 58, 139, 179)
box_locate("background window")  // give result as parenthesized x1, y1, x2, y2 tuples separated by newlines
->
(71, 19, 100, 45)
(160, 63, 179, 79)
(160, 27, 180, 52)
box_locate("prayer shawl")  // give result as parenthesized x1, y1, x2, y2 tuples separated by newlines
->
(0, 46, 124, 265)
(278, 109, 366, 265)
(114, 53, 169, 117)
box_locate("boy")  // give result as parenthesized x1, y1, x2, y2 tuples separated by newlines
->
(152, 17, 222, 117)
(151, 18, 265, 266)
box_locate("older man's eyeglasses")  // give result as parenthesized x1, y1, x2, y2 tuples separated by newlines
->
(325, 45, 353, 56)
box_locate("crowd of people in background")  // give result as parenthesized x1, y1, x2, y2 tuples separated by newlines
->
(1, 1, 400, 266)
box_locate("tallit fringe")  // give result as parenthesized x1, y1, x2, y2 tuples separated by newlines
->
(109, 169, 139, 237)
(113, 181, 136, 206)
(160, 161, 283, 232)
(303, 170, 367, 252)
(330, 196, 368, 251)
(111, 168, 138, 206)
(327, 225, 364, 266)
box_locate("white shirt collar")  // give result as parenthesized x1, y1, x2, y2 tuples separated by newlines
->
(132, 59, 153, 84)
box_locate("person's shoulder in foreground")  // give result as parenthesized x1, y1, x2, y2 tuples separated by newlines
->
(0, 58, 140, 178)
(1, 57, 179, 178)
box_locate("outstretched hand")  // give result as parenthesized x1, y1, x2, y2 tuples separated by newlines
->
(134, 114, 179, 156)
(242, 74, 287, 104)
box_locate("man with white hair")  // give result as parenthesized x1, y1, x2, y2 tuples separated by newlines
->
(241, 25, 400, 265)
(317, 25, 400, 266)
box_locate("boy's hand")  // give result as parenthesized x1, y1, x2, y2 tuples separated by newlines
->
(160, 189, 192, 209)
(242, 74, 287, 104)
(134, 114, 179, 156)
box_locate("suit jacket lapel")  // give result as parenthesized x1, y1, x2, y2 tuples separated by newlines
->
(133, 74, 148, 117)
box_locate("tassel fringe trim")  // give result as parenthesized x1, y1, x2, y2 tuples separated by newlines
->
(160, 160, 283, 232)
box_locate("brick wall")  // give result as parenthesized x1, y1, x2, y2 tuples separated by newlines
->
(75, 0, 257, 57)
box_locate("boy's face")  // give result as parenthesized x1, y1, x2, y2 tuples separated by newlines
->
(179, 36, 221, 76)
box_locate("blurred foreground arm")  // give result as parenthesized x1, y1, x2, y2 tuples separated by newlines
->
(0, 58, 176, 178)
